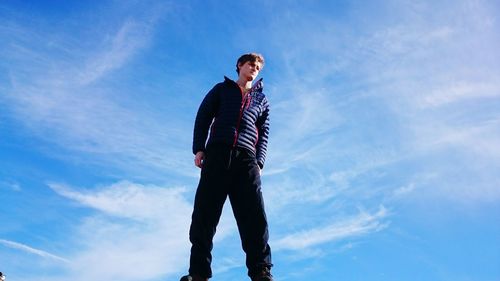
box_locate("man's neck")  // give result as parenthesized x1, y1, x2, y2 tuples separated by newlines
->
(236, 78, 253, 91)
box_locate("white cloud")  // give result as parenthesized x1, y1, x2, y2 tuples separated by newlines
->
(212, 257, 245, 275)
(273, 87, 342, 138)
(49, 181, 189, 220)
(0, 239, 69, 263)
(392, 183, 417, 198)
(0, 181, 21, 192)
(2, 16, 196, 179)
(77, 19, 152, 85)
(273, 206, 388, 251)
(46, 181, 196, 281)
(46, 180, 391, 280)
(419, 81, 500, 108)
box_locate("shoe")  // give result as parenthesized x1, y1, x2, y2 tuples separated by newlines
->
(180, 274, 208, 281)
(251, 267, 273, 281)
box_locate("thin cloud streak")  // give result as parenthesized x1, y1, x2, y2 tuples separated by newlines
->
(0, 239, 70, 263)
(273, 207, 388, 251)
(418, 81, 500, 108)
(0, 181, 22, 192)
(48, 181, 189, 220)
(77, 19, 153, 85)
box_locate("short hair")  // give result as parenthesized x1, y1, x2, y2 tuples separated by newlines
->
(236, 53, 265, 74)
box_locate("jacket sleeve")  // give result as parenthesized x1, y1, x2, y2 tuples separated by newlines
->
(192, 85, 220, 154)
(255, 96, 270, 169)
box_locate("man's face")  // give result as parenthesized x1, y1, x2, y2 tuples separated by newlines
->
(238, 60, 262, 81)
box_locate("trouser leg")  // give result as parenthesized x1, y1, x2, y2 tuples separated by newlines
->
(188, 150, 228, 278)
(228, 152, 272, 277)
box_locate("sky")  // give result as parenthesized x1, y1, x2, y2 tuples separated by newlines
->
(1, 0, 499, 280)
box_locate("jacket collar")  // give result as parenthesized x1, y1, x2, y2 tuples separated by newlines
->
(224, 76, 264, 92)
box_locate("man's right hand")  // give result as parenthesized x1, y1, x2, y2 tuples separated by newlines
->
(194, 151, 205, 168)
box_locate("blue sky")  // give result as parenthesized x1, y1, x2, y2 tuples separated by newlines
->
(1, 0, 499, 280)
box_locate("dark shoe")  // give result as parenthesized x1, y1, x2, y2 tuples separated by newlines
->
(251, 267, 273, 281)
(180, 274, 208, 281)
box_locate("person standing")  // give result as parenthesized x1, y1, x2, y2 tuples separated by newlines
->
(180, 53, 273, 281)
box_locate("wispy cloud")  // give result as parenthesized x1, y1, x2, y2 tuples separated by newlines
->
(0, 181, 21, 191)
(77, 19, 153, 85)
(0, 239, 69, 263)
(270, 0, 499, 207)
(2, 8, 196, 179)
(418, 81, 500, 108)
(273, 206, 388, 251)
(2, 1, 499, 280)
(48, 181, 188, 220)
(46, 181, 196, 280)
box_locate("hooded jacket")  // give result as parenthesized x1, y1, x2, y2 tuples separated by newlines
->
(193, 76, 270, 169)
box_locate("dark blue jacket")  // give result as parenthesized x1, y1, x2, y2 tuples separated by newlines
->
(193, 76, 270, 169)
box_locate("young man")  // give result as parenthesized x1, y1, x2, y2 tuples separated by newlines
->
(180, 53, 273, 281)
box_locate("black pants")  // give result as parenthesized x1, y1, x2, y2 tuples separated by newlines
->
(188, 145, 272, 278)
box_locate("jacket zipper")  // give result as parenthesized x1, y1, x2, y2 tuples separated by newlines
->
(228, 88, 248, 169)
(232, 88, 250, 148)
